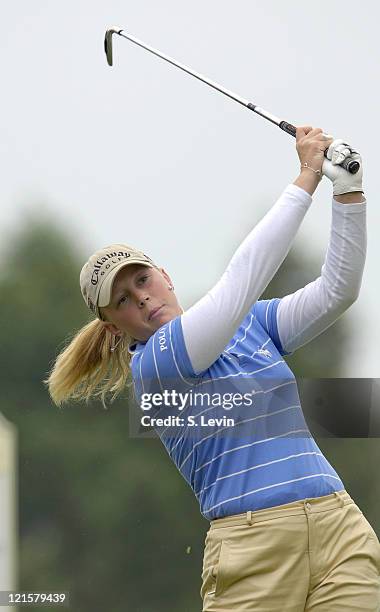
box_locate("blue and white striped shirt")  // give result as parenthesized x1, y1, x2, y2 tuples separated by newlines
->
(130, 298, 344, 521)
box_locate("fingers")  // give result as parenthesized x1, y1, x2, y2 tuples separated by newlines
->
(326, 139, 355, 165)
(296, 126, 332, 143)
(320, 133, 334, 152)
(308, 128, 324, 136)
(334, 147, 352, 166)
(322, 149, 363, 194)
(296, 128, 359, 171)
(296, 126, 313, 140)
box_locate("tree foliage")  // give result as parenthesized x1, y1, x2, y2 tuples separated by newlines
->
(0, 215, 378, 612)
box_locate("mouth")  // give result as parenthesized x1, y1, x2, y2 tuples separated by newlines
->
(148, 306, 164, 321)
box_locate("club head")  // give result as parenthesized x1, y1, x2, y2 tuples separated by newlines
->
(104, 27, 123, 66)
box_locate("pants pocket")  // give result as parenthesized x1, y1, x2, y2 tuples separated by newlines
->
(200, 539, 230, 601)
(214, 540, 230, 597)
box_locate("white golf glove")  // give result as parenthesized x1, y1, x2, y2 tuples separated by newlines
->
(322, 139, 363, 196)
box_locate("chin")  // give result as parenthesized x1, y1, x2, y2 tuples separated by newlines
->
(156, 313, 171, 325)
(155, 310, 175, 327)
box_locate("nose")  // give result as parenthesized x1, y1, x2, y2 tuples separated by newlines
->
(137, 292, 150, 307)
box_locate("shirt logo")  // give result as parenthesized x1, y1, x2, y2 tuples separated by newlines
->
(158, 328, 168, 352)
(257, 347, 272, 358)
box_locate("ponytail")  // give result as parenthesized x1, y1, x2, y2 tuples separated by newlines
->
(44, 319, 132, 408)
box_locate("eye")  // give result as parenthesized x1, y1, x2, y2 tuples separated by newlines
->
(117, 274, 149, 306)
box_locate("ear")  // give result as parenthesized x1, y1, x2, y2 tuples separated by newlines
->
(102, 321, 122, 336)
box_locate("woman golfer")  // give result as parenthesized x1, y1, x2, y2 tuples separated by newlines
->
(46, 127, 380, 610)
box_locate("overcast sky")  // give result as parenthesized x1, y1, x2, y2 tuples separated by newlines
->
(1, 0, 378, 377)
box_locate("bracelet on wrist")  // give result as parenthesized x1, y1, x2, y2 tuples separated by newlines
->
(300, 162, 322, 180)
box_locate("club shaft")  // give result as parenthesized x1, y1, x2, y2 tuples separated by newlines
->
(108, 29, 360, 174)
(117, 31, 288, 130)
(118, 31, 252, 107)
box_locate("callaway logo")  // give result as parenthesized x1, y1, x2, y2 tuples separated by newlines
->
(90, 251, 153, 286)
(91, 251, 133, 286)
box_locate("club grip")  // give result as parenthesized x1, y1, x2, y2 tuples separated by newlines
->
(279, 121, 297, 137)
(279, 121, 360, 175)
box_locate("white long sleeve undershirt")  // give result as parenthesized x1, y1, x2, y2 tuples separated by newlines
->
(277, 199, 366, 353)
(181, 184, 366, 374)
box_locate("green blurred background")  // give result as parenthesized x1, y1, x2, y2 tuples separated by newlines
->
(1, 2, 379, 609)
(0, 216, 378, 612)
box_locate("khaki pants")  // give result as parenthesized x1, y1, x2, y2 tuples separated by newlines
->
(200, 490, 380, 611)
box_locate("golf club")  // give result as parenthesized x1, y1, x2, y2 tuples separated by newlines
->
(104, 26, 360, 175)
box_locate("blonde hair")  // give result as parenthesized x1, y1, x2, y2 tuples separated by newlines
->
(44, 318, 133, 409)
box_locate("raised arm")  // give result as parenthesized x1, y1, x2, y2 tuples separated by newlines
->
(277, 145, 366, 354)
(181, 127, 333, 374)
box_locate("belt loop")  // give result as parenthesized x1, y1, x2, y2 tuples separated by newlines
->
(334, 491, 345, 508)
(246, 511, 253, 526)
